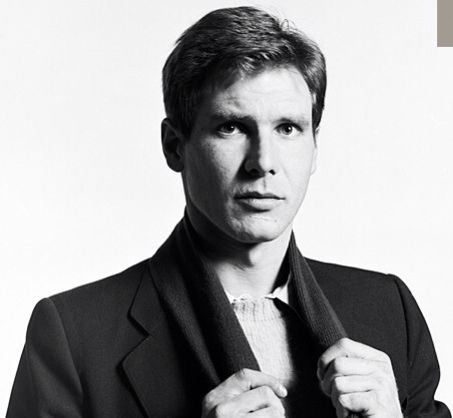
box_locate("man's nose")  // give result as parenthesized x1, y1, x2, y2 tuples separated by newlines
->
(243, 131, 278, 177)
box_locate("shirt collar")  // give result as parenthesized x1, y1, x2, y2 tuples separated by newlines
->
(224, 278, 289, 305)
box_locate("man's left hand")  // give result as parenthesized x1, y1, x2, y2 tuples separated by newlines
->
(317, 338, 403, 418)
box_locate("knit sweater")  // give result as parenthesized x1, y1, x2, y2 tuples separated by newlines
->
(228, 290, 305, 415)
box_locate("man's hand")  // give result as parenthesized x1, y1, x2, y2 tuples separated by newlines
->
(317, 338, 403, 418)
(201, 368, 287, 417)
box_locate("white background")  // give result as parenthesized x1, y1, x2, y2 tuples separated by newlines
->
(1, 0, 452, 413)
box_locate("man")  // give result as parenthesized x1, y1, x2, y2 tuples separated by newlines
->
(7, 6, 450, 418)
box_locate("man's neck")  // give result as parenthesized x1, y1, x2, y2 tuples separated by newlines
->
(186, 209, 292, 299)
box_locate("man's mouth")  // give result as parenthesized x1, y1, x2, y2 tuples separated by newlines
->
(235, 192, 284, 211)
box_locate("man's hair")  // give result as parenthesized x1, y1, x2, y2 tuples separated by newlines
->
(162, 6, 326, 136)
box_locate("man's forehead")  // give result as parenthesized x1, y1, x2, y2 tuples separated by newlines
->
(203, 65, 308, 95)
(200, 67, 313, 121)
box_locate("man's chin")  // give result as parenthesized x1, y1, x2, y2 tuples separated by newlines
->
(227, 217, 288, 244)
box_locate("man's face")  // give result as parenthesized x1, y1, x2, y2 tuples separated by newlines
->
(181, 66, 317, 244)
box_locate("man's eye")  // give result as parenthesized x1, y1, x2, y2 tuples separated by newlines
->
(277, 123, 300, 136)
(217, 123, 241, 135)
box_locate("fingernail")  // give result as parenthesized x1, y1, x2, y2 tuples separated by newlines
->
(279, 385, 287, 397)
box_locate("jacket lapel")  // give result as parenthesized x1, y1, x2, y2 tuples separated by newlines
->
(121, 233, 218, 417)
(147, 228, 219, 385)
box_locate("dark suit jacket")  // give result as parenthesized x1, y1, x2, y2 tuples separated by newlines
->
(7, 231, 451, 417)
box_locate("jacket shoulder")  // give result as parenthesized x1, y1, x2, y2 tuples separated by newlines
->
(49, 259, 150, 313)
(306, 257, 391, 280)
(306, 257, 398, 292)
(45, 259, 152, 360)
(305, 258, 405, 342)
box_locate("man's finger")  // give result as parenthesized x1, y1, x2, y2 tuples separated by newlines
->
(319, 356, 388, 395)
(223, 386, 285, 415)
(320, 357, 393, 396)
(317, 338, 390, 380)
(228, 369, 287, 397)
(325, 374, 378, 398)
(337, 391, 374, 413)
(202, 369, 287, 414)
(249, 405, 286, 417)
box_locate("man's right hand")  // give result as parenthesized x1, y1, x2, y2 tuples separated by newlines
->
(201, 368, 287, 417)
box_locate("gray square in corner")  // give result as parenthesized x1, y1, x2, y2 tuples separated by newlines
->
(438, 0, 453, 46)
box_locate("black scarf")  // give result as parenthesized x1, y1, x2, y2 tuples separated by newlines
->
(153, 217, 360, 417)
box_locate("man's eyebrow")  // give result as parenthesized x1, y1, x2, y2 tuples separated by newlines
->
(209, 110, 250, 121)
(209, 110, 312, 125)
(277, 114, 311, 123)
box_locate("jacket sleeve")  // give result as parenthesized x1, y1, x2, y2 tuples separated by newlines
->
(391, 275, 451, 418)
(7, 298, 84, 418)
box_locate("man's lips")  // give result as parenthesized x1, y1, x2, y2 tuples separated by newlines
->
(235, 192, 284, 211)
(235, 191, 284, 200)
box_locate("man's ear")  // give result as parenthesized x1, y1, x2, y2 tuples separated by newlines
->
(311, 127, 319, 174)
(161, 118, 185, 172)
